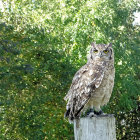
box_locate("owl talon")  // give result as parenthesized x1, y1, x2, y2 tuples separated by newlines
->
(88, 112, 97, 118)
(94, 110, 103, 115)
(86, 108, 96, 118)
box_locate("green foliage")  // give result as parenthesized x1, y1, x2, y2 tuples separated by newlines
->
(0, 0, 140, 139)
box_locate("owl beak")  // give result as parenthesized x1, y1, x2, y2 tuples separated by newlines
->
(99, 52, 102, 58)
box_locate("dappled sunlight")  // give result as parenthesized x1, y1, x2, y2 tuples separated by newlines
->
(0, 0, 139, 139)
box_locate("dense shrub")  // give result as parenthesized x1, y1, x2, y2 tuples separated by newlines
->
(0, 0, 139, 139)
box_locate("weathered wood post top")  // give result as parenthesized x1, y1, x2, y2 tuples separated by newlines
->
(74, 115, 116, 140)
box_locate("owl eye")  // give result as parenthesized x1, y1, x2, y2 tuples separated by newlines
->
(93, 50, 98, 53)
(103, 50, 109, 53)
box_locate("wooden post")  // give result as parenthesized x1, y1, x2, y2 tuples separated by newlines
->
(74, 115, 116, 140)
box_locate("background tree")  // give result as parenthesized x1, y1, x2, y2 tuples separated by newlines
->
(0, 0, 139, 139)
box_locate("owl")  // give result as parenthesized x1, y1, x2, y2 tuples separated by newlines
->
(64, 43, 115, 121)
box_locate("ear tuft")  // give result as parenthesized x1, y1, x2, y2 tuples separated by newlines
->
(91, 42, 96, 48)
(108, 43, 112, 47)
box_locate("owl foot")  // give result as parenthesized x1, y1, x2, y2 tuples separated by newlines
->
(88, 112, 97, 118)
(86, 109, 97, 118)
(86, 108, 94, 115)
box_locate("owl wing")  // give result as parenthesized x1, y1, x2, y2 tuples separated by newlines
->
(64, 64, 89, 101)
(64, 62, 106, 120)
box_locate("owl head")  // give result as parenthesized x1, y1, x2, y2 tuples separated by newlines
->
(88, 43, 113, 61)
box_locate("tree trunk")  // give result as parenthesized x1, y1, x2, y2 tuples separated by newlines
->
(74, 115, 116, 140)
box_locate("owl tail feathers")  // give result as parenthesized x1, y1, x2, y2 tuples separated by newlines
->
(64, 109, 75, 124)
(64, 108, 74, 120)
(64, 108, 70, 118)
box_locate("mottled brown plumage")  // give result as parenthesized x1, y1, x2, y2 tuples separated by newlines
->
(64, 43, 115, 121)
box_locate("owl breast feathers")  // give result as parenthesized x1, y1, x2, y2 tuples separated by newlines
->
(64, 43, 115, 121)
